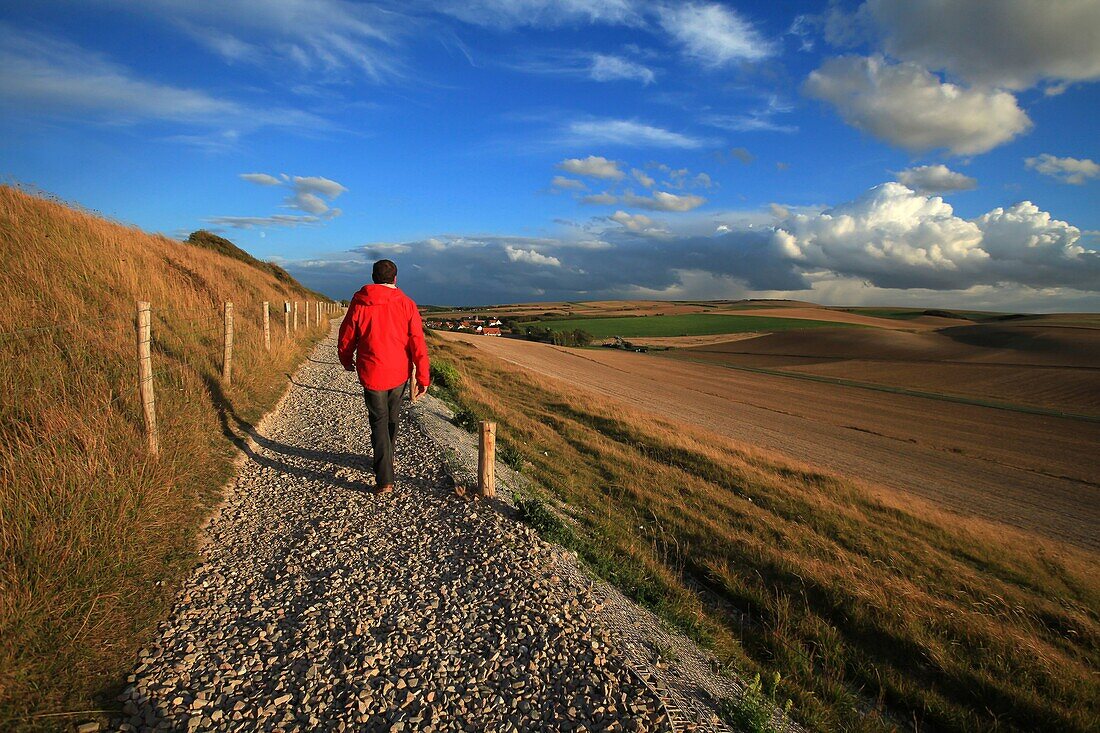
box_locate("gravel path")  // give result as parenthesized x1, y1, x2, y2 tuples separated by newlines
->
(111, 325, 673, 732)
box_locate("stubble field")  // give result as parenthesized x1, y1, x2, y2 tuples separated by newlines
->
(438, 314, 1100, 550)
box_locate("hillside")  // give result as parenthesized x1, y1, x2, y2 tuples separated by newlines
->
(185, 230, 325, 298)
(0, 186, 335, 728)
(430, 331, 1100, 732)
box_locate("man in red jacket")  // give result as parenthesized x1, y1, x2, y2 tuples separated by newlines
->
(337, 259, 430, 494)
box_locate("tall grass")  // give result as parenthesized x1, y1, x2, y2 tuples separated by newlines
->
(0, 186, 335, 728)
(429, 334, 1099, 732)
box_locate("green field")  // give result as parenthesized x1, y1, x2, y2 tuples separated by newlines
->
(532, 313, 860, 338)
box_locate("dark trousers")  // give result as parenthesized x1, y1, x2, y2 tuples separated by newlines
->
(363, 384, 406, 486)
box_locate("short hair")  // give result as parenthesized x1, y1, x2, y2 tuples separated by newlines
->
(372, 259, 397, 284)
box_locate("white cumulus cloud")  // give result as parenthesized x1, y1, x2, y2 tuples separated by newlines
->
(557, 155, 624, 180)
(551, 175, 588, 190)
(291, 175, 348, 198)
(864, 0, 1100, 91)
(804, 55, 1032, 155)
(609, 210, 670, 237)
(1025, 154, 1100, 185)
(239, 173, 282, 186)
(231, 171, 347, 224)
(893, 165, 977, 194)
(505, 246, 561, 266)
(773, 182, 1097, 289)
(622, 190, 706, 212)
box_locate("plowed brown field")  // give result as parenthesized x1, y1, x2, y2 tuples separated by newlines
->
(676, 324, 1100, 413)
(438, 330, 1100, 551)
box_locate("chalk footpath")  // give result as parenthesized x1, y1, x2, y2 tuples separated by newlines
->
(111, 325, 673, 732)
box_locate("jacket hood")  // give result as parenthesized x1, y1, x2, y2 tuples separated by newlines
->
(351, 283, 403, 306)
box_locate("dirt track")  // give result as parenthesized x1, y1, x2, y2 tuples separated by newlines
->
(439, 332, 1100, 552)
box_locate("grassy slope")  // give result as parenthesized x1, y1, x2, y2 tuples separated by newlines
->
(0, 187, 335, 729)
(531, 314, 862, 339)
(428, 333, 1099, 733)
(840, 308, 1006, 322)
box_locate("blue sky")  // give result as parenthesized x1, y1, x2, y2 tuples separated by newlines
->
(1, 0, 1098, 309)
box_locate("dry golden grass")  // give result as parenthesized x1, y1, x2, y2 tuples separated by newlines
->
(0, 186, 335, 729)
(429, 333, 1099, 732)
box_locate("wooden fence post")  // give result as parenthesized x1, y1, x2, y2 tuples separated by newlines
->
(293, 302, 298, 332)
(305, 299, 310, 328)
(316, 301, 321, 324)
(284, 301, 290, 336)
(222, 301, 233, 385)
(263, 301, 270, 351)
(135, 301, 158, 456)
(409, 365, 418, 403)
(478, 421, 496, 498)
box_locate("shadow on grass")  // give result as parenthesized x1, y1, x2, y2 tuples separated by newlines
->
(204, 374, 370, 493)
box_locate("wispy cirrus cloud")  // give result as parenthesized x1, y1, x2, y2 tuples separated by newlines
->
(563, 119, 711, 148)
(0, 24, 327, 135)
(589, 53, 656, 84)
(435, 0, 642, 29)
(507, 50, 655, 85)
(204, 214, 324, 229)
(101, 0, 403, 82)
(657, 2, 774, 67)
(703, 96, 797, 134)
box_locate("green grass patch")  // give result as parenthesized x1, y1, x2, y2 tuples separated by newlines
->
(530, 314, 862, 339)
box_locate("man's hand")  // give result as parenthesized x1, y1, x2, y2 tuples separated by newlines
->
(415, 383, 429, 399)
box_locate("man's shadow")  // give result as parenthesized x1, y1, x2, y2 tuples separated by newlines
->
(203, 375, 370, 492)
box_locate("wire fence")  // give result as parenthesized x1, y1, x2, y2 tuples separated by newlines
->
(3, 299, 345, 454)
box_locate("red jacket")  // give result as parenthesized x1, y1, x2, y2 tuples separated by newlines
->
(337, 284, 430, 391)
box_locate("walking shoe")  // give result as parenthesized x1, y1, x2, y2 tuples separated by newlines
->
(375, 483, 393, 495)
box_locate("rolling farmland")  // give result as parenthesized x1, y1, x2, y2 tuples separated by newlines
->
(438, 326, 1100, 550)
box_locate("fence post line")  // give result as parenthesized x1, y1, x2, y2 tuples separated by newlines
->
(284, 301, 290, 336)
(135, 301, 158, 456)
(222, 301, 233, 385)
(263, 301, 271, 351)
(293, 302, 298, 332)
(478, 421, 496, 498)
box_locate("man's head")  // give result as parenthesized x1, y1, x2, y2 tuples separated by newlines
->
(372, 259, 397, 284)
